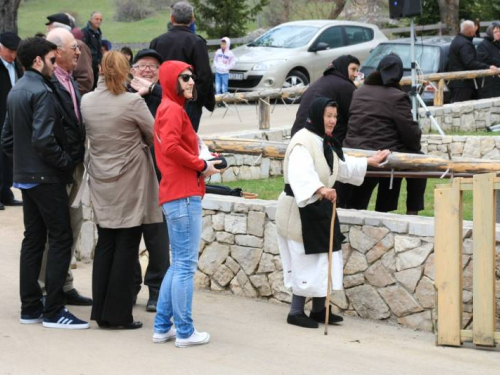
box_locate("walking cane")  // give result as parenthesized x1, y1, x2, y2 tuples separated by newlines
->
(324, 200, 336, 335)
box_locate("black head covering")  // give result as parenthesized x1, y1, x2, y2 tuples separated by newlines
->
(0, 32, 21, 50)
(376, 53, 404, 86)
(305, 97, 344, 171)
(485, 22, 500, 42)
(323, 54, 360, 81)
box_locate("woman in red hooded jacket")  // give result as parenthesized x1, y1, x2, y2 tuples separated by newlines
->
(152, 60, 220, 348)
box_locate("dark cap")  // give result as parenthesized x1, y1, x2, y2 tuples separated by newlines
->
(133, 49, 163, 65)
(0, 32, 21, 50)
(45, 13, 71, 27)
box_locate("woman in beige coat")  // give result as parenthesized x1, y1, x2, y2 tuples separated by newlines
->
(80, 51, 162, 329)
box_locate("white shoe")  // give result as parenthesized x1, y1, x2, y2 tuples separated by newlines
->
(153, 328, 177, 343)
(175, 330, 210, 348)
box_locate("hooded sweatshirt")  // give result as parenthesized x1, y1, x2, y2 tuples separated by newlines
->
(213, 37, 236, 74)
(154, 60, 207, 205)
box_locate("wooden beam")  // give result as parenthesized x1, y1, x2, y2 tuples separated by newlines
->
(433, 79, 445, 106)
(472, 173, 497, 347)
(258, 97, 271, 130)
(461, 330, 500, 344)
(204, 138, 500, 174)
(400, 69, 499, 86)
(435, 179, 463, 346)
(215, 86, 308, 104)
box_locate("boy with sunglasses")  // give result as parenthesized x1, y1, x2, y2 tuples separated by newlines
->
(1, 37, 89, 329)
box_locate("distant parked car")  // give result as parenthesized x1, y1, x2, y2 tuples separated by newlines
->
(359, 36, 483, 105)
(228, 20, 388, 99)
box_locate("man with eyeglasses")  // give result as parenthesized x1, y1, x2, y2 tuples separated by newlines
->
(39, 28, 92, 307)
(0, 32, 23, 211)
(2, 37, 89, 329)
(128, 49, 170, 312)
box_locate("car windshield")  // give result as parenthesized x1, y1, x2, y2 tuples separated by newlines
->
(362, 43, 441, 74)
(250, 25, 319, 48)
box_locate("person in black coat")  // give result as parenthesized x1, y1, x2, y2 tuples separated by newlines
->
(477, 23, 500, 99)
(448, 20, 497, 103)
(2, 37, 89, 329)
(128, 49, 170, 312)
(342, 54, 426, 214)
(291, 54, 360, 144)
(81, 11, 103, 90)
(150, 1, 215, 132)
(0, 32, 23, 210)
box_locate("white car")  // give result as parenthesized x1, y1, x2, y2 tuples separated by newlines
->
(229, 20, 388, 96)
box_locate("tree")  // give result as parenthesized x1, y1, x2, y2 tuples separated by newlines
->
(438, 0, 460, 34)
(192, 0, 269, 38)
(0, 0, 22, 33)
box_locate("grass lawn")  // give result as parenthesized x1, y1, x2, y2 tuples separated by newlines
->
(18, 0, 171, 43)
(215, 176, 473, 220)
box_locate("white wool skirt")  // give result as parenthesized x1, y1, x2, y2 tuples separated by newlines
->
(278, 234, 343, 298)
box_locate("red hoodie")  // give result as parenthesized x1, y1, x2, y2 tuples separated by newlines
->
(154, 60, 206, 205)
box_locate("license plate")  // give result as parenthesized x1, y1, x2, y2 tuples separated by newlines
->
(229, 73, 244, 80)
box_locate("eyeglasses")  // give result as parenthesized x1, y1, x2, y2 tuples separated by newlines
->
(133, 64, 159, 71)
(179, 74, 196, 83)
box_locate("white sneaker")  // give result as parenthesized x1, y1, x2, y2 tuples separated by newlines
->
(175, 330, 210, 348)
(153, 328, 177, 343)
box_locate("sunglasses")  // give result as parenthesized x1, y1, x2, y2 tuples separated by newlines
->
(179, 74, 196, 83)
(49, 56, 56, 64)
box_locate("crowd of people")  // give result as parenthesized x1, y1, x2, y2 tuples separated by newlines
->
(1, 0, 500, 344)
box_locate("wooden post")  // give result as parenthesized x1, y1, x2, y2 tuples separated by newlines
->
(435, 178, 463, 346)
(472, 173, 497, 346)
(433, 79, 445, 106)
(258, 97, 271, 130)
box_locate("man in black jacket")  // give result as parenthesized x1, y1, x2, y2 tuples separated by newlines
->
(448, 20, 497, 103)
(291, 55, 360, 144)
(81, 11, 103, 90)
(42, 28, 92, 306)
(1, 37, 89, 329)
(129, 49, 170, 312)
(150, 1, 215, 132)
(0, 32, 23, 210)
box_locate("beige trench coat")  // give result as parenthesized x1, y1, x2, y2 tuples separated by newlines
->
(80, 78, 162, 228)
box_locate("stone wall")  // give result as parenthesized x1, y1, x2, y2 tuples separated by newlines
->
(195, 194, 500, 332)
(418, 97, 500, 133)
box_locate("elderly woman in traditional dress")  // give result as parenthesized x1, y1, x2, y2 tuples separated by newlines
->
(276, 97, 390, 329)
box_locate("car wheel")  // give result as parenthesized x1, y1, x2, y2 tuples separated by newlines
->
(282, 70, 309, 104)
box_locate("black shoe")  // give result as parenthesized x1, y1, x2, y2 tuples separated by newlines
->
(3, 199, 22, 206)
(287, 313, 319, 329)
(309, 308, 344, 324)
(0, 202, 4, 210)
(64, 288, 93, 306)
(122, 321, 143, 329)
(146, 299, 157, 312)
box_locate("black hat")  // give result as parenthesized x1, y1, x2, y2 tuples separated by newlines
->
(133, 49, 163, 65)
(0, 32, 21, 50)
(45, 13, 71, 27)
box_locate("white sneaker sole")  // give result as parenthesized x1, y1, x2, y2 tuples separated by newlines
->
(153, 332, 176, 343)
(43, 322, 90, 330)
(20, 317, 43, 324)
(175, 333, 210, 348)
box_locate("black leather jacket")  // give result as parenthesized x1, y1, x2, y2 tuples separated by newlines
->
(1, 70, 74, 184)
(51, 74, 86, 164)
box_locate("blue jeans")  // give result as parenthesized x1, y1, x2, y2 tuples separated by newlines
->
(215, 73, 229, 94)
(154, 196, 202, 339)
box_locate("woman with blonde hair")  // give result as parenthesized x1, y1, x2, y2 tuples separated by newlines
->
(80, 51, 163, 329)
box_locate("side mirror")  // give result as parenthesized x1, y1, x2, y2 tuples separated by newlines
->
(310, 42, 329, 52)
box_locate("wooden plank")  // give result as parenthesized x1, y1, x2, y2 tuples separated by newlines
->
(435, 179, 463, 346)
(461, 330, 500, 344)
(472, 173, 497, 346)
(433, 79, 445, 106)
(400, 69, 499, 86)
(258, 97, 271, 130)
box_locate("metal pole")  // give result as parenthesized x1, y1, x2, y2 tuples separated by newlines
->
(410, 17, 418, 121)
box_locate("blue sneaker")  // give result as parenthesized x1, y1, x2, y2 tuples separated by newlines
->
(42, 308, 90, 330)
(20, 311, 43, 324)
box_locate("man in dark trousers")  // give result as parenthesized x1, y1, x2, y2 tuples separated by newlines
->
(129, 49, 170, 312)
(150, 1, 215, 132)
(81, 11, 103, 90)
(2, 37, 89, 329)
(0, 32, 23, 210)
(448, 20, 497, 103)
(41, 28, 92, 306)
(291, 55, 360, 144)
